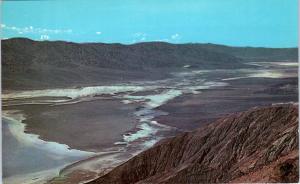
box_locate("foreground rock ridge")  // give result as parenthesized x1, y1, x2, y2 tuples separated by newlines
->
(89, 105, 299, 184)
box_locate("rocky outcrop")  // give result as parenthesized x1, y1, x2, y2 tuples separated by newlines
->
(89, 105, 298, 183)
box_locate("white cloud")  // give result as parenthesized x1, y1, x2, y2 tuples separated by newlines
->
(153, 34, 181, 43)
(171, 33, 180, 40)
(156, 38, 169, 42)
(96, 31, 102, 35)
(40, 35, 50, 40)
(169, 33, 182, 43)
(133, 32, 147, 37)
(131, 32, 148, 43)
(1, 24, 72, 35)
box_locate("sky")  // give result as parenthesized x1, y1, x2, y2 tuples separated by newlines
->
(1, 0, 298, 47)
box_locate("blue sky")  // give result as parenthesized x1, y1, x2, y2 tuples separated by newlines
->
(1, 0, 298, 47)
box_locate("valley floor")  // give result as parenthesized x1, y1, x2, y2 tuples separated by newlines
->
(2, 62, 298, 184)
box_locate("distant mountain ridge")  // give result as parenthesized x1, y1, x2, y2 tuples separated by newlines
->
(89, 105, 299, 184)
(3, 38, 242, 71)
(2, 38, 298, 90)
(196, 43, 298, 61)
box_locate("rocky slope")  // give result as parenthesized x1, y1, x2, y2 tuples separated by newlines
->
(89, 105, 298, 183)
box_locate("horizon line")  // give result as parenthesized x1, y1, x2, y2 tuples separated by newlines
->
(1, 37, 298, 49)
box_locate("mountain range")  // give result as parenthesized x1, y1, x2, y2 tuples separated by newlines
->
(2, 38, 297, 90)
